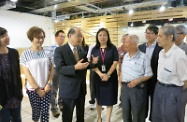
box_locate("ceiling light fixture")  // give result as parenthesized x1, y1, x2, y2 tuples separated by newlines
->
(10, 0, 17, 2)
(130, 22, 134, 27)
(129, 9, 134, 15)
(142, 20, 146, 23)
(159, 5, 166, 12)
(55, 19, 58, 23)
(54, 4, 57, 9)
(169, 18, 173, 21)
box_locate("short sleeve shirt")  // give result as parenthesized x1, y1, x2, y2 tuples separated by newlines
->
(20, 48, 52, 90)
(157, 44, 187, 86)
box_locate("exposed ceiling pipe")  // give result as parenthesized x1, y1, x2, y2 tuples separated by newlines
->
(31, 0, 106, 14)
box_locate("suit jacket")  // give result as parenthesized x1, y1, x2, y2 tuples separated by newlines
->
(54, 43, 92, 99)
(138, 42, 162, 89)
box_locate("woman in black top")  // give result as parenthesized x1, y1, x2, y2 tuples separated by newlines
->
(0, 27, 23, 122)
(91, 28, 118, 122)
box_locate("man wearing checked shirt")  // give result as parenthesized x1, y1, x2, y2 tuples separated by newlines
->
(120, 34, 153, 122)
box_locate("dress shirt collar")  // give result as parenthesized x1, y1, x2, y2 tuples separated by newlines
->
(126, 50, 141, 59)
(146, 40, 157, 48)
(163, 44, 177, 57)
(68, 42, 75, 53)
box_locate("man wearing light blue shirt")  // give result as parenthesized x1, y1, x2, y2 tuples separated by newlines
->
(49, 30, 65, 118)
(120, 34, 152, 122)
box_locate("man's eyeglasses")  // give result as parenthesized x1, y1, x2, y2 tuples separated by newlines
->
(177, 32, 183, 34)
(75, 34, 83, 38)
(144, 32, 155, 35)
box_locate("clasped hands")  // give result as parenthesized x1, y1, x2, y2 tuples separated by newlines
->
(35, 84, 51, 97)
(99, 73, 110, 81)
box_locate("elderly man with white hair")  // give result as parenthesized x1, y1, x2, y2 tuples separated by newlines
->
(120, 34, 153, 122)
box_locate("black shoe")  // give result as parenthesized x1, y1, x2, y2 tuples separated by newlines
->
(58, 102, 63, 111)
(89, 100, 95, 104)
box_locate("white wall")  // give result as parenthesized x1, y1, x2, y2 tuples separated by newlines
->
(0, 10, 54, 48)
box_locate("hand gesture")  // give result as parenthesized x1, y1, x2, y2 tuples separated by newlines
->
(92, 55, 99, 64)
(75, 59, 89, 70)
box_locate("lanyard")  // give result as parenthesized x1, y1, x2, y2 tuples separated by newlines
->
(100, 48, 107, 64)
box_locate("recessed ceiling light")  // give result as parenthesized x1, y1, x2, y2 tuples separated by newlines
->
(169, 18, 173, 21)
(159, 5, 166, 12)
(130, 22, 134, 27)
(129, 9, 134, 15)
(54, 5, 57, 8)
(10, 0, 17, 2)
(142, 20, 146, 23)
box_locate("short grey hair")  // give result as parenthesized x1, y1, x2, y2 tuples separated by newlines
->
(128, 34, 139, 44)
(160, 25, 177, 42)
(175, 25, 187, 34)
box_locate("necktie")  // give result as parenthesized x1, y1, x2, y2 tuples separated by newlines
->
(74, 47, 79, 62)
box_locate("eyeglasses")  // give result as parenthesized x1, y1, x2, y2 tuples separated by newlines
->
(75, 34, 83, 38)
(177, 32, 183, 34)
(58, 36, 65, 38)
(145, 32, 155, 35)
(35, 36, 45, 39)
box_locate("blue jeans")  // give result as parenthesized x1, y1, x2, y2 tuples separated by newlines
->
(0, 106, 21, 122)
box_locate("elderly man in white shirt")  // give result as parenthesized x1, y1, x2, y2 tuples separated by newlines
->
(120, 34, 153, 122)
(152, 25, 187, 122)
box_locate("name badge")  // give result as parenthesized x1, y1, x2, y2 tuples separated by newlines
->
(101, 64, 106, 72)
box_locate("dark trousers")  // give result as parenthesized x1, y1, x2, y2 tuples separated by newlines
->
(146, 82, 156, 121)
(51, 70, 60, 110)
(89, 69, 95, 104)
(0, 105, 21, 122)
(62, 89, 85, 122)
(152, 82, 185, 122)
(121, 83, 147, 122)
(182, 89, 187, 117)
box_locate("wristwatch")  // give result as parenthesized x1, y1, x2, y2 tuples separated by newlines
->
(106, 74, 111, 78)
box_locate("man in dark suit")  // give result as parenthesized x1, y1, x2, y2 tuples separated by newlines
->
(138, 25, 162, 121)
(54, 27, 98, 122)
